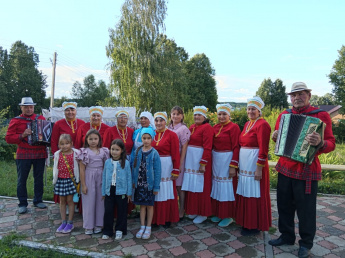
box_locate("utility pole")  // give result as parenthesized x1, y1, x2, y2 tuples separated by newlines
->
(50, 52, 57, 108)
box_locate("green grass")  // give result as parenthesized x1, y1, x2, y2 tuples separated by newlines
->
(0, 160, 55, 201)
(0, 233, 80, 257)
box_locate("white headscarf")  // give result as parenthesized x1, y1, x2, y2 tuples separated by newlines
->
(139, 111, 156, 130)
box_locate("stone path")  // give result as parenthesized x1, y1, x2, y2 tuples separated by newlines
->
(0, 192, 345, 257)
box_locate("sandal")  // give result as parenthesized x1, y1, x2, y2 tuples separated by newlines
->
(136, 227, 145, 238)
(142, 228, 151, 239)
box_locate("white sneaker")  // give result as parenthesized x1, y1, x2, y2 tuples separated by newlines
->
(102, 235, 110, 240)
(85, 229, 93, 235)
(187, 214, 197, 219)
(94, 227, 102, 234)
(115, 230, 123, 240)
(193, 215, 207, 224)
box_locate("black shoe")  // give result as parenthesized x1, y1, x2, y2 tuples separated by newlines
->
(163, 222, 171, 229)
(240, 227, 260, 236)
(268, 237, 294, 246)
(298, 246, 310, 258)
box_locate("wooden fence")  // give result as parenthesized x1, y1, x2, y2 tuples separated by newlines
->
(268, 161, 345, 171)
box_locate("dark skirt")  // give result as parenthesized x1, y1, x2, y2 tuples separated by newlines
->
(54, 178, 77, 196)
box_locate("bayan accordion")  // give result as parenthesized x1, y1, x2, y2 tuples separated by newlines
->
(274, 114, 325, 165)
(27, 119, 54, 146)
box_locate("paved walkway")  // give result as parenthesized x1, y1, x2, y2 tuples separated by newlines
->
(0, 192, 345, 257)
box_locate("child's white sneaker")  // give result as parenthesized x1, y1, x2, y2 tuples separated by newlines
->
(102, 235, 110, 240)
(115, 230, 123, 240)
(94, 227, 102, 234)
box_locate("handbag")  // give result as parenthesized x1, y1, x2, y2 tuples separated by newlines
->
(62, 153, 80, 202)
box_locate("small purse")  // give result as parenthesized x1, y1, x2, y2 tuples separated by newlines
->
(62, 153, 80, 202)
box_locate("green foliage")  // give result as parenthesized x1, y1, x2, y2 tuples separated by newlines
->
(0, 233, 80, 257)
(0, 41, 47, 117)
(332, 119, 345, 143)
(310, 93, 335, 106)
(0, 108, 17, 160)
(71, 75, 110, 107)
(329, 45, 345, 114)
(256, 78, 289, 109)
(185, 53, 218, 111)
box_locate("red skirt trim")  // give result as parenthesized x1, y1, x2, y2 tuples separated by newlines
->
(211, 198, 236, 219)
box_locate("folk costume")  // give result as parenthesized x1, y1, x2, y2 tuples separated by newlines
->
(74, 107, 109, 149)
(211, 104, 240, 219)
(273, 82, 336, 250)
(182, 106, 214, 219)
(103, 110, 134, 157)
(51, 102, 85, 154)
(235, 97, 272, 232)
(152, 112, 180, 225)
(5, 97, 48, 209)
(168, 122, 190, 186)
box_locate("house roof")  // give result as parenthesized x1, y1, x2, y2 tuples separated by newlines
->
(312, 105, 342, 114)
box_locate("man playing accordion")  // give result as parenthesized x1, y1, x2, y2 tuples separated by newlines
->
(270, 82, 336, 258)
(5, 97, 48, 214)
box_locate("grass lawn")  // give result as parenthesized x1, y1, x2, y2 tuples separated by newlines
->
(0, 233, 80, 257)
(0, 160, 55, 201)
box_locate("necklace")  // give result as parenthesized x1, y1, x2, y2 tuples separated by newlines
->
(90, 122, 102, 132)
(243, 117, 261, 136)
(116, 126, 128, 143)
(65, 118, 77, 133)
(154, 129, 166, 146)
(215, 121, 230, 137)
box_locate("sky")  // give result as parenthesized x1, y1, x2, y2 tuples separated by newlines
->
(1, 0, 345, 104)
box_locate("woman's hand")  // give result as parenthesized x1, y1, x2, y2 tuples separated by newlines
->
(171, 174, 178, 180)
(153, 191, 158, 195)
(254, 166, 263, 181)
(128, 195, 132, 203)
(199, 164, 206, 173)
(229, 167, 236, 178)
(82, 184, 88, 195)
(102, 196, 105, 200)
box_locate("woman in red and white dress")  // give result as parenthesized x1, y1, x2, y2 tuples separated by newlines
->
(235, 96, 272, 236)
(182, 106, 214, 224)
(103, 110, 134, 160)
(211, 104, 240, 227)
(74, 106, 110, 149)
(151, 112, 180, 227)
(51, 102, 86, 154)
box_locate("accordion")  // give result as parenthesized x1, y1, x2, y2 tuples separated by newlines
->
(274, 114, 325, 165)
(27, 119, 54, 146)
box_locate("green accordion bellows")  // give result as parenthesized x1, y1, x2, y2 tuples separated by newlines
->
(274, 114, 325, 165)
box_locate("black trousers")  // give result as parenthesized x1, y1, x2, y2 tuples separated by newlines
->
(277, 173, 318, 249)
(103, 186, 128, 236)
(16, 158, 45, 207)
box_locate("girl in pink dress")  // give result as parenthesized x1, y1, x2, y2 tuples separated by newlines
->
(168, 106, 190, 220)
(78, 129, 109, 235)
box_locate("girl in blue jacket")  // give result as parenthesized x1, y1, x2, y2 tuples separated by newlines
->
(132, 127, 161, 240)
(102, 139, 132, 240)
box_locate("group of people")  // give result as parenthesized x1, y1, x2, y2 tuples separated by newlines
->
(6, 82, 335, 258)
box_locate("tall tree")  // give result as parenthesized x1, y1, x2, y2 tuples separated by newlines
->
(310, 93, 335, 106)
(185, 53, 218, 111)
(0, 41, 47, 117)
(71, 74, 110, 107)
(256, 78, 288, 109)
(107, 0, 167, 112)
(329, 45, 345, 113)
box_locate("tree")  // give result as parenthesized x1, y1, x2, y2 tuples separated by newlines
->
(185, 53, 218, 111)
(329, 45, 345, 113)
(0, 41, 47, 117)
(256, 78, 288, 109)
(71, 74, 110, 107)
(107, 0, 168, 112)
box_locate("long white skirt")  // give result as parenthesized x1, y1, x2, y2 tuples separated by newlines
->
(181, 146, 204, 193)
(236, 148, 261, 198)
(155, 156, 175, 202)
(211, 150, 235, 202)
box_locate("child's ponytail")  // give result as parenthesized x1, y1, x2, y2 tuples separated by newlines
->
(133, 145, 143, 168)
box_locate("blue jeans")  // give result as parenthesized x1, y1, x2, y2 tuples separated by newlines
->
(16, 158, 45, 207)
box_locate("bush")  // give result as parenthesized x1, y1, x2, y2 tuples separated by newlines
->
(0, 108, 17, 161)
(332, 119, 345, 143)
